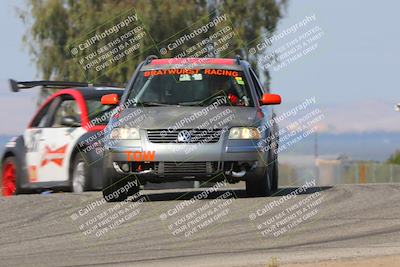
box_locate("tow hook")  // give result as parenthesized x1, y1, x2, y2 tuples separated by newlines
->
(231, 170, 246, 178)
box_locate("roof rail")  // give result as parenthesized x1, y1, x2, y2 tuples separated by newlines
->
(145, 55, 158, 65)
(8, 79, 119, 92)
(235, 55, 241, 65)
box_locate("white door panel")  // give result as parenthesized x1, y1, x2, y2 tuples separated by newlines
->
(24, 129, 42, 183)
(24, 127, 85, 182)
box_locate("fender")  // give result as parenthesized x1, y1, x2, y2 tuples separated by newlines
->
(1, 135, 30, 190)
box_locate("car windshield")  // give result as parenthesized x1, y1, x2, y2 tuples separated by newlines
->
(127, 69, 254, 107)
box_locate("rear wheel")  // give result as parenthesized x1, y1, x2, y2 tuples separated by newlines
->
(246, 167, 272, 197)
(71, 154, 89, 193)
(2, 157, 19, 196)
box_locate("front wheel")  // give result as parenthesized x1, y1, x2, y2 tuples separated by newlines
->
(271, 161, 279, 192)
(71, 154, 90, 193)
(102, 171, 140, 202)
(2, 157, 20, 196)
(245, 167, 272, 197)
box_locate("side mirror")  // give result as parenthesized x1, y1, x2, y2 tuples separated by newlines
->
(101, 94, 119, 105)
(260, 93, 281, 105)
(60, 116, 81, 127)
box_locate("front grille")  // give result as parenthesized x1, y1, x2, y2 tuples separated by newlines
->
(155, 161, 219, 176)
(147, 129, 222, 143)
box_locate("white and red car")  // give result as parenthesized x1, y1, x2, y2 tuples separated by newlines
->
(1, 80, 123, 196)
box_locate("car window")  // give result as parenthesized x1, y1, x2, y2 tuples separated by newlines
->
(30, 100, 54, 128)
(249, 69, 264, 99)
(128, 69, 254, 107)
(51, 99, 81, 127)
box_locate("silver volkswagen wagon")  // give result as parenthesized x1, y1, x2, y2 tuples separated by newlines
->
(101, 56, 281, 201)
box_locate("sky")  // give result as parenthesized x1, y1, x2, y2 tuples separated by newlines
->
(0, 0, 37, 135)
(0, 0, 399, 135)
(269, 0, 400, 133)
(271, 0, 400, 104)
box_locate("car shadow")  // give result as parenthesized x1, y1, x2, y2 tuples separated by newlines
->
(136, 186, 333, 202)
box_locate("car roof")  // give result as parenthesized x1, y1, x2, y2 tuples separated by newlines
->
(141, 57, 244, 71)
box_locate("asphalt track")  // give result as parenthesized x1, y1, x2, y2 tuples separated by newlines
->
(0, 183, 400, 267)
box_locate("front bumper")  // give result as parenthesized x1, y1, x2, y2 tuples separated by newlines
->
(107, 138, 265, 162)
(104, 136, 268, 180)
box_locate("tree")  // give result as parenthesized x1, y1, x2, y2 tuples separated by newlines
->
(387, 150, 400, 165)
(20, 0, 287, 103)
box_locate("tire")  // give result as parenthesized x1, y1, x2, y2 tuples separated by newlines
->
(71, 153, 90, 193)
(102, 173, 140, 202)
(2, 157, 21, 196)
(246, 166, 272, 197)
(271, 161, 279, 192)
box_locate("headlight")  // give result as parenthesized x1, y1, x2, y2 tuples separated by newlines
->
(110, 128, 140, 139)
(228, 127, 261, 139)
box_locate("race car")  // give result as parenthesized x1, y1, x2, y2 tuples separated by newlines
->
(100, 56, 282, 201)
(1, 80, 124, 196)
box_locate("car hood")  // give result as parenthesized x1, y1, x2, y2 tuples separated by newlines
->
(118, 106, 261, 129)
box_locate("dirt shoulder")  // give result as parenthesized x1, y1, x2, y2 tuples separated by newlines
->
(279, 255, 400, 267)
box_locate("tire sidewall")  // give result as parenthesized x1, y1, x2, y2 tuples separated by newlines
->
(102, 164, 129, 202)
(246, 166, 272, 197)
(271, 160, 279, 192)
(71, 154, 89, 192)
(2, 157, 22, 195)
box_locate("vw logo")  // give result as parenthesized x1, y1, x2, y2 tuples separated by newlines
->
(177, 130, 192, 143)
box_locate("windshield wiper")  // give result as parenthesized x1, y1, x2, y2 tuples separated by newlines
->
(179, 97, 229, 106)
(135, 102, 175, 106)
(178, 101, 206, 106)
